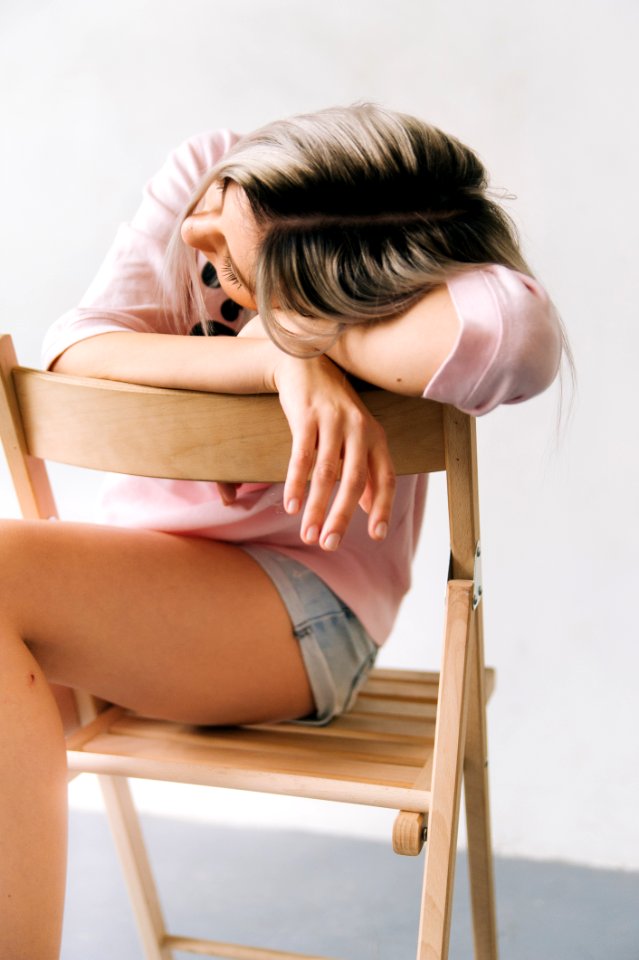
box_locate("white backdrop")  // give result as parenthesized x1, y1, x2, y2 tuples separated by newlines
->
(1, 0, 637, 870)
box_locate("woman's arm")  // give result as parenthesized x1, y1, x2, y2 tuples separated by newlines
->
(52, 332, 395, 553)
(51, 330, 290, 394)
(327, 285, 460, 397)
(327, 267, 562, 413)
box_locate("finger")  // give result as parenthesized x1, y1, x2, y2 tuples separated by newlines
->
(283, 421, 317, 518)
(358, 478, 374, 516)
(216, 482, 239, 506)
(322, 435, 396, 547)
(316, 433, 370, 551)
(299, 420, 346, 545)
(363, 444, 396, 541)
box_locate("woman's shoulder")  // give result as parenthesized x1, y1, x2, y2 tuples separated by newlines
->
(447, 264, 552, 324)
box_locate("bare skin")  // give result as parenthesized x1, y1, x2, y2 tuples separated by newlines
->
(0, 518, 315, 959)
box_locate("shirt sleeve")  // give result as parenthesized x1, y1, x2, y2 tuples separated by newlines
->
(423, 264, 562, 414)
(41, 129, 239, 370)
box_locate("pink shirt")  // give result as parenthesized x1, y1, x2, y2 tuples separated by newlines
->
(41, 130, 562, 645)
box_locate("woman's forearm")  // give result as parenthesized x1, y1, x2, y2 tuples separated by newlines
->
(51, 331, 285, 394)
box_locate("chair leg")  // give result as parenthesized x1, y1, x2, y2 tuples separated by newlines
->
(416, 582, 474, 960)
(463, 617, 499, 960)
(98, 775, 174, 960)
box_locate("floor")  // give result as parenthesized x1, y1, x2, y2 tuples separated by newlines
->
(60, 810, 639, 960)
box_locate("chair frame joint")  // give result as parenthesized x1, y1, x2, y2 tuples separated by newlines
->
(473, 539, 483, 610)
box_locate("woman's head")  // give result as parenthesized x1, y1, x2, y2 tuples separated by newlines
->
(180, 179, 262, 312)
(170, 104, 530, 351)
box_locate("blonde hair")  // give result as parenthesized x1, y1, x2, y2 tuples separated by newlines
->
(166, 103, 573, 383)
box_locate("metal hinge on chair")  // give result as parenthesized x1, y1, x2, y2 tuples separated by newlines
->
(447, 542, 483, 609)
(473, 541, 483, 610)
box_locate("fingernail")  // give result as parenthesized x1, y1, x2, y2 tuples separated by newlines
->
(287, 498, 300, 514)
(374, 521, 388, 540)
(323, 532, 341, 551)
(305, 525, 319, 543)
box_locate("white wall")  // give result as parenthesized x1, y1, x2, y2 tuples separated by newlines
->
(1, 0, 637, 870)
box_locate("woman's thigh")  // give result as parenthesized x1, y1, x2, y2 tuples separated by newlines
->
(0, 519, 315, 726)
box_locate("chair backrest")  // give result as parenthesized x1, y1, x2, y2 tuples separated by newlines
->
(0, 334, 480, 582)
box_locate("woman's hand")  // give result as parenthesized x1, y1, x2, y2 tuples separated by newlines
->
(239, 313, 396, 545)
(272, 351, 396, 551)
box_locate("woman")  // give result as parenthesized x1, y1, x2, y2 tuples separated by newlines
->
(2, 104, 564, 958)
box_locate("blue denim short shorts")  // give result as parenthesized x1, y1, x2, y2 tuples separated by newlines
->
(241, 545, 378, 726)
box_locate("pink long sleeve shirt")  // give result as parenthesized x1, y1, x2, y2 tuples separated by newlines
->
(42, 130, 562, 645)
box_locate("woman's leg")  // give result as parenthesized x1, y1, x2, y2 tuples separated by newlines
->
(0, 518, 315, 960)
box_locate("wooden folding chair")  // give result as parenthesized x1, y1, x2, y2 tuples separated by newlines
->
(0, 332, 498, 960)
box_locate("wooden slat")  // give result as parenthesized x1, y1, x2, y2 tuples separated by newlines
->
(14, 368, 445, 481)
(99, 777, 172, 960)
(65, 705, 126, 750)
(362, 667, 494, 700)
(109, 717, 430, 767)
(67, 748, 431, 813)
(358, 678, 439, 701)
(368, 667, 440, 684)
(484, 666, 496, 701)
(443, 406, 479, 581)
(443, 407, 498, 958)
(463, 615, 498, 960)
(418, 581, 474, 959)
(346, 697, 438, 721)
(0, 336, 58, 519)
(257, 712, 436, 742)
(163, 933, 338, 960)
(75, 731, 421, 788)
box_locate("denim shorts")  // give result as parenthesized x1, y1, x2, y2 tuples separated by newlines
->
(241, 546, 378, 726)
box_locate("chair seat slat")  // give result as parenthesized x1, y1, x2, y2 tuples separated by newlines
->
(253, 714, 436, 742)
(368, 667, 440, 683)
(111, 718, 431, 767)
(359, 678, 439, 701)
(80, 731, 423, 788)
(346, 698, 438, 720)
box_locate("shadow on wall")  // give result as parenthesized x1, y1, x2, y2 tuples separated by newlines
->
(63, 811, 639, 960)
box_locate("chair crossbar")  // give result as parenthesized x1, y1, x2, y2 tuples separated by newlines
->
(163, 933, 340, 959)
